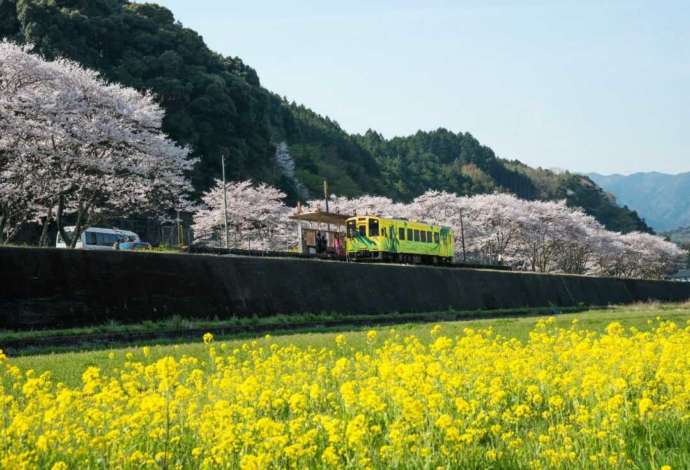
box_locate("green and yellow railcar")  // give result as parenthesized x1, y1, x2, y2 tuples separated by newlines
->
(345, 216, 454, 264)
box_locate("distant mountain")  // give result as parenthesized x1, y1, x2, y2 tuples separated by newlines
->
(588, 172, 690, 232)
(0, 0, 650, 234)
(666, 226, 690, 244)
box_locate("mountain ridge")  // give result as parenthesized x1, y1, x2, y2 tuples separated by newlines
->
(0, 0, 650, 234)
(588, 172, 690, 232)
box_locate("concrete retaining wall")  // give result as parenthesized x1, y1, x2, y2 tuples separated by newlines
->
(1, 247, 689, 329)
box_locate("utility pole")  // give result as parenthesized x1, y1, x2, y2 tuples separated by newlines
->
(459, 210, 467, 262)
(323, 179, 330, 240)
(323, 179, 329, 213)
(221, 154, 229, 249)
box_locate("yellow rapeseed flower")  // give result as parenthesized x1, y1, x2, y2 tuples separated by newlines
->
(0, 319, 687, 468)
(638, 397, 654, 416)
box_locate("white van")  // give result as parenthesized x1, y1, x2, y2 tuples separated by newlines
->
(56, 226, 141, 250)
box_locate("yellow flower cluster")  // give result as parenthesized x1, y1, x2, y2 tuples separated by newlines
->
(1, 319, 688, 469)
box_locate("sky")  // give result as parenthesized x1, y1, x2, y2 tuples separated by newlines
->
(151, 0, 689, 175)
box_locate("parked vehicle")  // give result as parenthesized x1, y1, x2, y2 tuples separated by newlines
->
(119, 241, 152, 251)
(56, 227, 141, 250)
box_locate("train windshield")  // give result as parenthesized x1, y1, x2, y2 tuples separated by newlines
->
(368, 218, 379, 236)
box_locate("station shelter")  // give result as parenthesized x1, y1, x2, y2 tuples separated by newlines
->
(289, 209, 352, 258)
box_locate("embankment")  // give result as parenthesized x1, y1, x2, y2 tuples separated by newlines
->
(1, 247, 689, 329)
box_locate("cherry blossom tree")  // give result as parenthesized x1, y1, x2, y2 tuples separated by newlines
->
(596, 232, 685, 279)
(0, 41, 195, 246)
(193, 180, 293, 250)
(192, 182, 686, 278)
(406, 190, 685, 278)
(408, 191, 475, 262)
(513, 200, 576, 272)
(552, 210, 603, 275)
(306, 195, 407, 219)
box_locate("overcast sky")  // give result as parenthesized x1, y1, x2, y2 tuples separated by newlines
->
(152, 0, 689, 175)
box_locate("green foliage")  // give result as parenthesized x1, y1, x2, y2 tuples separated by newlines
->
(356, 128, 539, 201)
(0, 0, 20, 39)
(272, 102, 386, 198)
(558, 174, 650, 233)
(1, 0, 651, 232)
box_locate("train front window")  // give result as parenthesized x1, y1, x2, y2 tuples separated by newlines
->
(347, 221, 356, 237)
(368, 219, 379, 237)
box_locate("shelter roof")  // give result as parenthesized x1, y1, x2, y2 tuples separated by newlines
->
(289, 210, 352, 226)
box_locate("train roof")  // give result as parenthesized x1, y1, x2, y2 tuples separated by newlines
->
(346, 215, 450, 229)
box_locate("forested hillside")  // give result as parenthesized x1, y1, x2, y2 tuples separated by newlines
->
(0, 0, 649, 233)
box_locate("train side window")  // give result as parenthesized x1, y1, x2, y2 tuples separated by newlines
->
(414, 230, 420, 241)
(407, 228, 413, 240)
(427, 231, 432, 243)
(420, 231, 426, 243)
(434, 232, 439, 243)
(399, 228, 405, 240)
(369, 218, 379, 236)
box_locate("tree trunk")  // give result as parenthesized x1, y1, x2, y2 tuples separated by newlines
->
(69, 202, 84, 249)
(69, 198, 91, 249)
(38, 206, 53, 247)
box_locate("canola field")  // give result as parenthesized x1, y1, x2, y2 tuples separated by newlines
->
(1, 309, 690, 469)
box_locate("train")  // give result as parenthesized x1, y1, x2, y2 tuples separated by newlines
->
(345, 215, 454, 265)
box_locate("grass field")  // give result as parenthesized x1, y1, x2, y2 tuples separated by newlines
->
(2, 307, 591, 356)
(9, 302, 690, 388)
